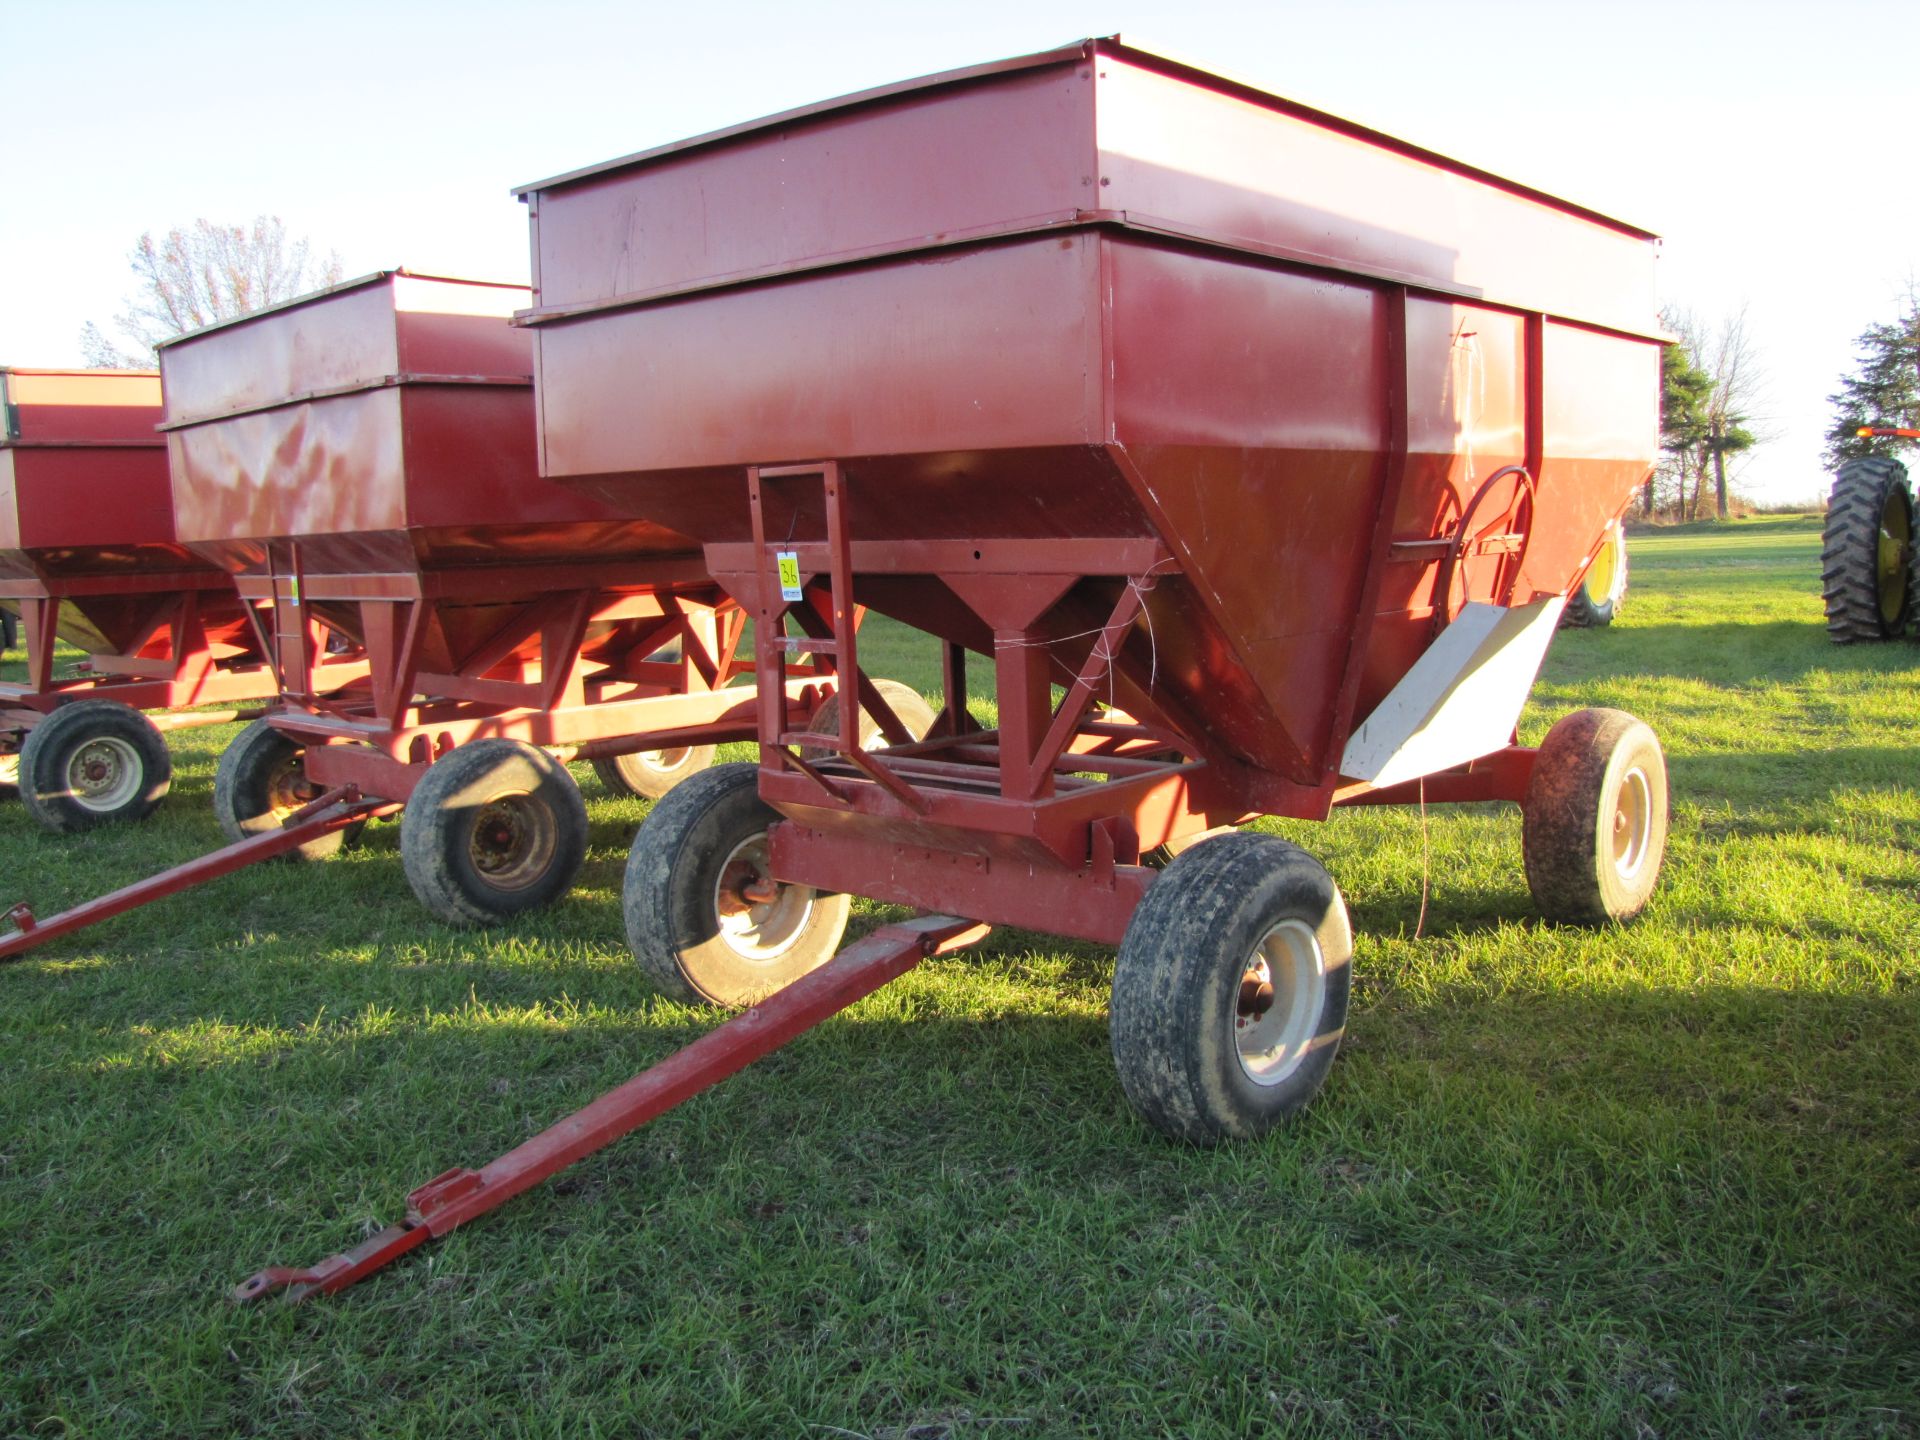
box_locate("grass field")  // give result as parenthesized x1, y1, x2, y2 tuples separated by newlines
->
(1, 514, 1915, 1438)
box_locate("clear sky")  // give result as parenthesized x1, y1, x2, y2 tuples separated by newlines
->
(4, 0, 1916, 503)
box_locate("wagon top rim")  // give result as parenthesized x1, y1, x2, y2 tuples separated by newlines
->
(508, 34, 1660, 245)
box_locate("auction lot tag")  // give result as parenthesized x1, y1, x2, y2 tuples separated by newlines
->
(776, 551, 804, 602)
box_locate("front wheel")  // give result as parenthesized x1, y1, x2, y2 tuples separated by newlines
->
(1522, 707, 1668, 924)
(1109, 833, 1353, 1146)
(18, 700, 172, 832)
(399, 739, 589, 926)
(214, 718, 361, 861)
(623, 762, 851, 1007)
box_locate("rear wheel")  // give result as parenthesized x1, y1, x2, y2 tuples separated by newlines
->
(400, 739, 588, 926)
(1822, 457, 1913, 643)
(624, 762, 851, 1007)
(1522, 707, 1668, 924)
(592, 745, 717, 801)
(1561, 520, 1628, 628)
(18, 701, 171, 832)
(214, 718, 360, 861)
(1109, 833, 1353, 1145)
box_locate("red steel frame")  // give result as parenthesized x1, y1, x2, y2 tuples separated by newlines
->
(0, 574, 363, 739)
(243, 550, 834, 805)
(715, 430, 1546, 945)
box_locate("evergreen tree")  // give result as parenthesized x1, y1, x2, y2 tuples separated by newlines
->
(1654, 335, 1714, 515)
(1824, 301, 1920, 469)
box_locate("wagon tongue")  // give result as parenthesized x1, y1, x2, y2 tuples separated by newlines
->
(231, 915, 990, 1305)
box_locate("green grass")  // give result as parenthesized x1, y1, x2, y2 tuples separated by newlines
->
(1, 516, 1915, 1438)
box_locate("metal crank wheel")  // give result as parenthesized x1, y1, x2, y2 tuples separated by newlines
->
(623, 762, 851, 1007)
(1109, 833, 1353, 1145)
(400, 739, 588, 926)
(214, 718, 363, 861)
(1433, 464, 1537, 634)
(593, 744, 719, 801)
(18, 700, 172, 832)
(1522, 707, 1669, 924)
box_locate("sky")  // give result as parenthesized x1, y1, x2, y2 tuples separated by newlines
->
(3, 0, 1916, 504)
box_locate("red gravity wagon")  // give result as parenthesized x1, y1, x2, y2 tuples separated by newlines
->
(0, 272, 899, 954)
(234, 40, 1670, 1301)
(0, 367, 363, 832)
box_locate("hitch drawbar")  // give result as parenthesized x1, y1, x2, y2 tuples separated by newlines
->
(232, 914, 989, 1305)
(0, 787, 388, 964)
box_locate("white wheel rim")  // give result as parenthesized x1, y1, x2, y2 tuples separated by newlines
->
(0, 750, 18, 788)
(713, 832, 816, 960)
(65, 735, 142, 812)
(638, 748, 692, 772)
(1612, 766, 1653, 881)
(1233, 919, 1327, 1087)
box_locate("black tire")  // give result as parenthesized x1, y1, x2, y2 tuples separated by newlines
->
(18, 701, 172, 832)
(1109, 833, 1353, 1146)
(803, 678, 937, 756)
(1522, 707, 1668, 925)
(623, 761, 851, 1007)
(1821, 457, 1913, 643)
(213, 718, 361, 861)
(399, 739, 588, 926)
(1561, 521, 1628, 629)
(592, 744, 718, 801)
(0, 607, 17, 654)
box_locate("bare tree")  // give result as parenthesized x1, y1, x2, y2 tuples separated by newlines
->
(80, 216, 343, 367)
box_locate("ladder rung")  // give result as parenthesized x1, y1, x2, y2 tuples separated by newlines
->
(775, 636, 838, 654)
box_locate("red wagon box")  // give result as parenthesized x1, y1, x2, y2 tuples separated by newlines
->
(151, 271, 866, 925)
(0, 368, 332, 829)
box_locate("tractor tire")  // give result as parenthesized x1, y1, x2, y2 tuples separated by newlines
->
(1522, 707, 1668, 925)
(1821, 457, 1913, 643)
(623, 761, 851, 1007)
(400, 739, 588, 926)
(19, 701, 172, 832)
(1109, 832, 1353, 1146)
(802, 678, 937, 757)
(1561, 520, 1628, 628)
(592, 745, 718, 801)
(214, 718, 361, 861)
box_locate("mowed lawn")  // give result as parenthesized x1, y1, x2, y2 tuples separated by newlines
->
(1, 514, 1915, 1438)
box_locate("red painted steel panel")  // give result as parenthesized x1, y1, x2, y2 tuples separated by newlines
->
(527, 66, 1097, 312)
(161, 272, 699, 580)
(0, 369, 204, 593)
(540, 236, 1106, 469)
(1091, 56, 1657, 336)
(159, 280, 403, 421)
